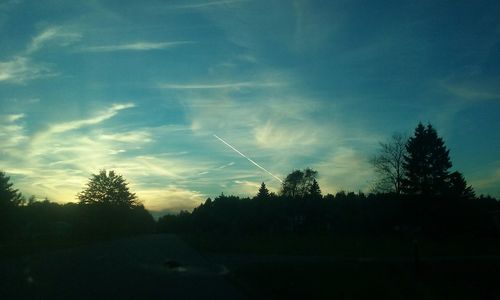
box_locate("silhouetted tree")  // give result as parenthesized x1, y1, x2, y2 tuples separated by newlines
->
(403, 123, 452, 196)
(281, 168, 318, 198)
(371, 133, 407, 194)
(309, 179, 322, 199)
(0, 171, 23, 208)
(0, 171, 23, 240)
(281, 170, 303, 198)
(27, 195, 36, 206)
(447, 171, 475, 200)
(78, 170, 139, 207)
(256, 182, 270, 200)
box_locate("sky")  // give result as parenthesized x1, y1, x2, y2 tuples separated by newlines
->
(1, 0, 499, 214)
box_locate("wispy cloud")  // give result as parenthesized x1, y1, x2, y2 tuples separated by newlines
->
(27, 26, 81, 53)
(159, 81, 282, 90)
(82, 41, 192, 52)
(469, 164, 500, 197)
(47, 103, 135, 134)
(4, 113, 25, 122)
(99, 131, 152, 143)
(233, 179, 263, 195)
(444, 83, 500, 101)
(178, 84, 380, 195)
(254, 120, 320, 150)
(0, 113, 27, 148)
(169, 0, 248, 9)
(0, 56, 53, 83)
(137, 187, 206, 213)
(0, 26, 80, 84)
(314, 147, 375, 193)
(0, 103, 220, 210)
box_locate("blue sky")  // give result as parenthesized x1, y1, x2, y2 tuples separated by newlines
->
(1, 0, 499, 213)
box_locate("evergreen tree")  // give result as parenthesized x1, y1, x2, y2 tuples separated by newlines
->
(403, 123, 452, 196)
(309, 179, 322, 199)
(256, 182, 270, 200)
(448, 171, 475, 200)
(0, 171, 23, 208)
(0, 171, 23, 240)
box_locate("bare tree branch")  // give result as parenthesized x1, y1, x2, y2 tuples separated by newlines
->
(370, 133, 407, 194)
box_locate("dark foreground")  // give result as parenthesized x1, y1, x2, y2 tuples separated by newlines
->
(218, 256, 500, 300)
(2, 234, 500, 299)
(0, 234, 243, 299)
(185, 234, 500, 300)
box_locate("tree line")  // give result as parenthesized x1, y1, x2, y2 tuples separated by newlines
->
(157, 123, 498, 237)
(1, 122, 499, 252)
(0, 170, 154, 253)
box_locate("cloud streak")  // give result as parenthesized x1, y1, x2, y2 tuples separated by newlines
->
(169, 0, 248, 9)
(213, 134, 283, 183)
(82, 41, 192, 52)
(159, 81, 282, 90)
(444, 83, 500, 101)
(47, 103, 135, 134)
(99, 131, 152, 143)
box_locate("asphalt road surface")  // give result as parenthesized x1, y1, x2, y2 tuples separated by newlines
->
(0, 234, 244, 299)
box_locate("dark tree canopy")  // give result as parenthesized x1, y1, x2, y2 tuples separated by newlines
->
(0, 171, 23, 208)
(403, 123, 452, 196)
(371, 133, 407, 194)
(78, 170, 139, 207)
(281, 168, 319, 198)
(309, 179, 322, 199)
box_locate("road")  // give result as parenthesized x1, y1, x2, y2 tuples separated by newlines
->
(0, 234, 244, 299)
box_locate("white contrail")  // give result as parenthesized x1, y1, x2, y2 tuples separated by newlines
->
(213, 134, 283, 183)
